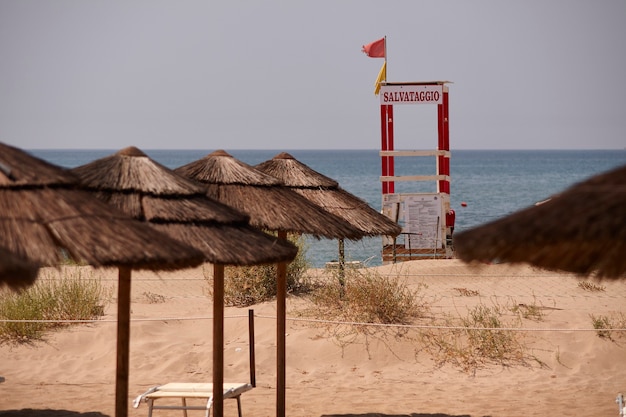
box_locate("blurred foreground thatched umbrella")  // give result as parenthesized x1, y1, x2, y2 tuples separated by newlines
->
(453, 164, 626, 279)
(0, 142, 205, 417)
(72, 146, 297, 417)
(0, 246, 39, 290)
(175, 150, 365, 417)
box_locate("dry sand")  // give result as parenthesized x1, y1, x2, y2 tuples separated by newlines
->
(1, 259, 625, 417)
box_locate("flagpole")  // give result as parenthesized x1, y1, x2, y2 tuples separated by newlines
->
(384, 36, 387, 81)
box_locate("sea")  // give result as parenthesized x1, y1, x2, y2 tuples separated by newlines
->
(30, 149, 626, 268)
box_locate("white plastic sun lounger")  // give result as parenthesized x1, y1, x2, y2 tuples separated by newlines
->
(133, 382, 253, 417)
(133, 310, 257, 417)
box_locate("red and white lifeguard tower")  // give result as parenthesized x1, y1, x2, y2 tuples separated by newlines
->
(378, 81, 454, 262)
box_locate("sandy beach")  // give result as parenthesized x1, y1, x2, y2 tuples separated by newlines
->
(1, 259, 625, 417)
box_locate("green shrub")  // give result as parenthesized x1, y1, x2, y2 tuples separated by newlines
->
(0, 268, 108, 344)
(211, 235, 312, 307)
(0, 290, 48, 342)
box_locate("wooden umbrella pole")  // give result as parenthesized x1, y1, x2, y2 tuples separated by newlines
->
(338, 239, 345, 287)
(277, 231, 288, 417)
(213, 264, 225, 417)
(115, 266, 132, 417)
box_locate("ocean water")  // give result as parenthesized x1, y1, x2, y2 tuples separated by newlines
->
(30, 149, 626, 267)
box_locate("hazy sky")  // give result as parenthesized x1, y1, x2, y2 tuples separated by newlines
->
(1, 1, 625, 150)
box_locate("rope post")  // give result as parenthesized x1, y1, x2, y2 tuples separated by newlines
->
(248, 309, 256, 387)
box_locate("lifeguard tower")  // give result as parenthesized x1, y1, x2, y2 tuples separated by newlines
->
(378, 81, 454, 262)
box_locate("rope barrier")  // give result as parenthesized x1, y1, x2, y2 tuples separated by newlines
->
(0, 314, 249, 324)
(33, 270, 614, 280)
(1, 313, 625, 333)
(253, 313, 626, 332)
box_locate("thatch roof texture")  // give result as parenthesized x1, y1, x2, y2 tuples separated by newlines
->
(0, 142, 205, 272)
(174, 150, 364, 239)
(0, 143, 76, 187)
(256, 152, 402, 237)
(453, 164, 626, 279)
(72, 146, 297, 265)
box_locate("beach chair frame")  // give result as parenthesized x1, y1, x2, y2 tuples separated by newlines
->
(133, 310, 256, 417)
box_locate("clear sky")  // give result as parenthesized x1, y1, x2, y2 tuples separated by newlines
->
(1, 1, 625, 150)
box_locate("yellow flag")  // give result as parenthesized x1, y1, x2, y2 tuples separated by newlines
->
(374, 61, 386, 95)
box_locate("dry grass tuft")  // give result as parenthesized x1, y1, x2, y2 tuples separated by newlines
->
(590, 312, 626, 340)
(306, 267, 428, 326)
(209, 235, 312, 307)
(0, 268, 109, 344)
(296, 267, 429, 358)
(453, 287, 480, 297)
(418, 299, 545, 373)
(578, 281, 606, 292)
(510, 296, 552, 321)
(296, 270, 548, 372)
(143, 291, 167, 304)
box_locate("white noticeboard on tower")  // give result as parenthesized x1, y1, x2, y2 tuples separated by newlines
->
(382, 193, 446, 251)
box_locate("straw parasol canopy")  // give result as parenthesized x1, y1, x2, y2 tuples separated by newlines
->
(174, 150, 363, 239)
(0, 247, 39, 291)
(0, 142, 205, 417)
(0, 142, 204, 271)
(256, 152, 402, 237)
(453, 164, 626, 279)
(71, 147, 297, 265)
(72, 146, 298, 417)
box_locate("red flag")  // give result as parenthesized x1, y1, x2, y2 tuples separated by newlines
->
(362, 37, 385, 58)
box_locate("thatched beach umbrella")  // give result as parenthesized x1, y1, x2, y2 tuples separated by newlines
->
(0, 142, 205, 417)
(453, 164, 626, 279)
(0, 142, 203, 270)
(72, 146, 297, 417)
(72, 146, 297, 264)
(174, 150, 363, 238)
(256, 152, 402, 268)
(175, 150, 367, 417)
(0, 247, 39, 291)
(256, 152, 401, 238)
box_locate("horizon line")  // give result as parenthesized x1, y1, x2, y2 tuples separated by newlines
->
(24, 147, 625, 151)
